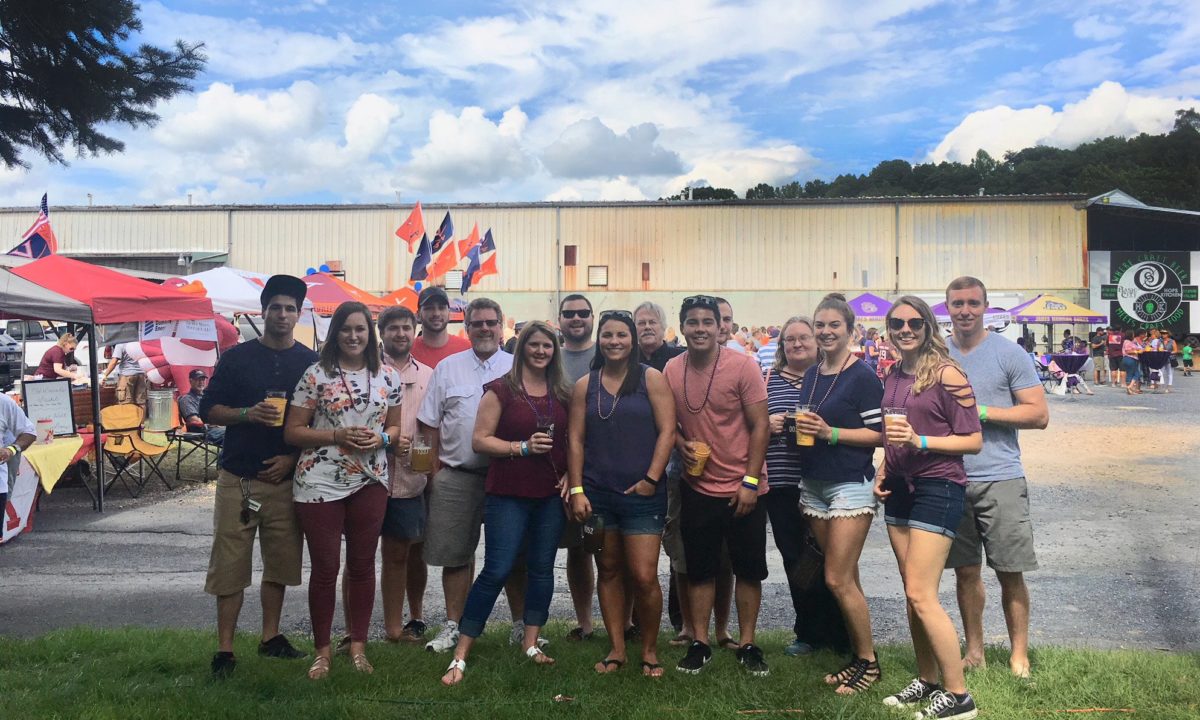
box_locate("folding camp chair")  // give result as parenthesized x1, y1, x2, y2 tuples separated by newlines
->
(1033, 356, 1057, 393)
(171, 397, 220, 483)
(100, 404, 173, 498)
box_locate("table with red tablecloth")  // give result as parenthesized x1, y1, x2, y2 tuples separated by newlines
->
(2, 434, 100, 544)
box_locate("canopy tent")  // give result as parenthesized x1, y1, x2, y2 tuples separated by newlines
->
(13, 255, 213, 325)
(929, 301, 1012, 329)
(0, 268, 94, 324)
(846, 292, 892, 322)
(303, 273, 391, 315)
(1008, 294, 1107, 324)
(381, 286, 418, 311)
(164, 267, 270, 315)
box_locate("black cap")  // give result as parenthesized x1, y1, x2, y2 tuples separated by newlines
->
(418, 286, 450, 308)
(188, 369, 208, 380)
(260, 274, 307, 310)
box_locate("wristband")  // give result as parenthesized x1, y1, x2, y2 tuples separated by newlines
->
(978, 405, 988, 422)
(642, 474, 659, 486)
(379, 430, 391, 448)
(920, 435, 928, 451)
(741, 475, 760, 487)
(568, 485, 585, 496)
(239, 407, 249, 422)
(521, 441, 530, 457)
(829, 427, 840, 446)
(5, 444, 17, 456)
(742, 482, 759, 491)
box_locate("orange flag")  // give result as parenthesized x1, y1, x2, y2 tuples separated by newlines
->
(395, 202, 424, 252)
(456, 223, 481, 258)
(474, 251, 498, 282)
(426, 242, 461, 281)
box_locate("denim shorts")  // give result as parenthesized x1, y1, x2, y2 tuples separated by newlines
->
(381, 495, 425, 541)
(587, 485, 667, 536)
(883, 477, 965, 538)
(800, 477, 877, 519)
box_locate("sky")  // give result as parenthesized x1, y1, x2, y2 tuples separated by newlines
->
(4, 0, 1200, 206)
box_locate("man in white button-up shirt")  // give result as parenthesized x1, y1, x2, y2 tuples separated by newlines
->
(417, 297, 517, 652)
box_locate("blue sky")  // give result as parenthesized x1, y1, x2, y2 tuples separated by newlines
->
(3, 0, 1199, 205)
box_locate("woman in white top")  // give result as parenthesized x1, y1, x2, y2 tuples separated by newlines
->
(284, 301, 403, 680)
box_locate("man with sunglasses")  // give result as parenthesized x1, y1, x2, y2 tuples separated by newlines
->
(664, 295, 771, 677)
(556, 294, 599, 641)
(418, 297, 526, 653)
(944, 276, 1048, 678)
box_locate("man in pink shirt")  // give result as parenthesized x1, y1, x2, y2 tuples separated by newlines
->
(663, 295, 770, 677)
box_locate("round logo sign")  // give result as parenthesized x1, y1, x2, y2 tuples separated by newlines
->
(1115, 261, 1185, 323)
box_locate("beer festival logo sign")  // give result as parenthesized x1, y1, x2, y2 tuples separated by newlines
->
(1101, 251, 1198, 330)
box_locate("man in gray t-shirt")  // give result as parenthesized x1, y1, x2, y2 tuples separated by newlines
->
(557, 294, 597, 638)
(945, 277, 1049, 678)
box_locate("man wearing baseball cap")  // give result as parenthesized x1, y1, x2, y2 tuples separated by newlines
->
(412, 286, 470, 368)
(179, 368, 225, 445)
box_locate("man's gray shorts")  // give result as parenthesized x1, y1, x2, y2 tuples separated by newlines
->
(946, 476, 1039, 573)
(423, 467, 486, 568)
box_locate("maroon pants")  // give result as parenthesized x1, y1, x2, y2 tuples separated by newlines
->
(295, 482, 387, 648)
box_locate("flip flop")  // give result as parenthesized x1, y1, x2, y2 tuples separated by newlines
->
(566, 627, 594, 641)
(668, 633, 693, 647)
(717, 637, 740, 651)
(594, 657, 625, 674)
(641, 661, 664, 678)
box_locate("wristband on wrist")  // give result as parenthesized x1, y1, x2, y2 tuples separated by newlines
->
(5, 444, 17, 456)
(978, 404, 988, 422)
(239, 407, 249, 423)
(741, 475, 760, 487)
(920, 435, 928, 451)
(741, 482, 758, 491)
(568, 485, 585, 496)
(642, 474, 659, 486)
(509, 442, 516, 459)
(379, 430, 390, 448)
(520, 441, 530, 457)
(829, 427, 840, 445)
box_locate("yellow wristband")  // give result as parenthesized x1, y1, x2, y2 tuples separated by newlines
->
(742, 475, 760, 487)
(568, 485, 585, 496)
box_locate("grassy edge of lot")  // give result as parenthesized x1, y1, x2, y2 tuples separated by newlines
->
(2, 625, 1198, 719)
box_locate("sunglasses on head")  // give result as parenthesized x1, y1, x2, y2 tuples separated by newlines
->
(599, 309, 633, 322)
(682, 294, 718, 310)
(560, 309, 592, 319)
(888, 317, 926, 332)
(468, 319, 500, 329)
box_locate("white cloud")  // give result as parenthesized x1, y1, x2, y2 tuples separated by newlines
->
(665, 144, 817, 196)
(929, 81, 1198, 162)
(541, 119, 683, 178)
(140, 2, 368, 80)
(403, 107, 537, 193)
(1042, 45, 1126, 90)
(1073, 16, 1124, 41)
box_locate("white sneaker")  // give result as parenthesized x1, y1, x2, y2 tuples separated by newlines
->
(425, 621, 460, 653)
(508, 622, 550, 648)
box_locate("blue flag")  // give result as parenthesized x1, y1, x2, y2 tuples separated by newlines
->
(480, 228, 496, 253)
(460, 246, 482, 294)
(431, 212, 453, 254)
(409, 233, 432, 281)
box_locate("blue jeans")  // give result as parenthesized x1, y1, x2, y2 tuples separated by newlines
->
(459, 494, 565, 638)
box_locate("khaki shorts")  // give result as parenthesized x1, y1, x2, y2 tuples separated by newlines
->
(946, 476, 1039, 573)
(423, 467, 486, 568)
(204, 469, 303, 596)
(116, 373, 147, 405)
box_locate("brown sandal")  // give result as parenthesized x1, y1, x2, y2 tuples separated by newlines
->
(307, 656, 331, 680)
(825, 657, 881, 694)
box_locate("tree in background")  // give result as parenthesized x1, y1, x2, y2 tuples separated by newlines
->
(0, 0, 205, 168)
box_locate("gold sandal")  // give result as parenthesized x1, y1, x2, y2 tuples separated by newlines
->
(351, 653, 374, 674)
(307, 656, 331, 680)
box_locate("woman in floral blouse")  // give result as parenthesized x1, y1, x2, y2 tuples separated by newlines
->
(284, 301, 403, 680)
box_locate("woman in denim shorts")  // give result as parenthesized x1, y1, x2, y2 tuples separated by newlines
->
(875, 296, 983, 720)
(567, 310, 676, 678)
(794, 293, 885, 695)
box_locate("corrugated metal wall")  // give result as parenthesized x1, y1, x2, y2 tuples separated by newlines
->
(0, 199, 1086, 304)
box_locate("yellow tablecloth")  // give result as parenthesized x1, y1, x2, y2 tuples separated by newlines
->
(23, 436, 85, 493)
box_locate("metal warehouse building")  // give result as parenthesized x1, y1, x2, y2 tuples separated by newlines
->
(0, 195, 1095, 328)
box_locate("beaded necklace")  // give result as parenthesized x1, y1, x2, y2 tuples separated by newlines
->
(887, 364, 914, 409)
(805, 352, 851, 414)
(682, 346, 721, 414)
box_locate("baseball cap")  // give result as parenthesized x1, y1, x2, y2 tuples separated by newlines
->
(418, 286, 450, 308)
(188, 369, 209, 380)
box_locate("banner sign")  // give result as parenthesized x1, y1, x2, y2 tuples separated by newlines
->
(139, 319, 217, 342)
(1101, 251, 1198, 332)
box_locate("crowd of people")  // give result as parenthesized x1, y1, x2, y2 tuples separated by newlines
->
(196, 273, 1057, 720)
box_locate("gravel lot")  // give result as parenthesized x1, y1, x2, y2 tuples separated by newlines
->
(3, 371, 1197, 651)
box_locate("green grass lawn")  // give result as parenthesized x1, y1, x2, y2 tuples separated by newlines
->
(2, 626, 1197, 719)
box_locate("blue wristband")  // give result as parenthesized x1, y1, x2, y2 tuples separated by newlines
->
(920, 435, 928, 451)
(741, 481, 758, 491)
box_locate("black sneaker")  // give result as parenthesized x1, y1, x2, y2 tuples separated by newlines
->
(211, 652, 236, 679)
(401, 619, 427, 642)
(676, 641, 712, 674)
(736, 643, 770, 677)
(914, 690, 978, 719)
(258, 634, 306, 659)
(883, 677, 941, 707)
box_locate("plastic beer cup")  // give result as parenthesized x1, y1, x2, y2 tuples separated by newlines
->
(687, 441, 711, 476)
(265, 390, 288, 427)
(795, 404, 816, 447)
(883, 407, 908, 445)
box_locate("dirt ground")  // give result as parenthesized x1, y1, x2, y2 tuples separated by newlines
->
(2, 373, 1198, 652)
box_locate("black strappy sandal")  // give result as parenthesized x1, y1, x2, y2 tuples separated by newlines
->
(594, 657, 625, 674)
(824, 657, 881, 694)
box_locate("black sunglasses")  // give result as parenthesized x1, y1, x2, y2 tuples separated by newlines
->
(468, 319, 501, 329)
(560, 309, 592, 319)
(888, 317, 926, 332)
(682, 295, 718, 309)
(599, 310, 633, 322)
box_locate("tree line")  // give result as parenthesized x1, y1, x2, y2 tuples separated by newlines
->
(666, 110, 1200, 210)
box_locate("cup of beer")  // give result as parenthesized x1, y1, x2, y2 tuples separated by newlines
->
(409, 435, 433, 474)
(686, 441, 711, 477)
(883, 407, 908, 445)
(794, 404, 816, 446)
(264, 390, 288, 427)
